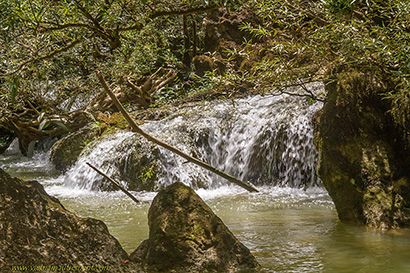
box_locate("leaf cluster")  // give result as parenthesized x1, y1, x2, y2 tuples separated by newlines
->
(0, 0, 243, 121)
(232, 0, 409, 107)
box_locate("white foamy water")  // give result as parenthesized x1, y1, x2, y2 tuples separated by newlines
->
(63, 131, 136, 190)
(61, 87, 323, 191)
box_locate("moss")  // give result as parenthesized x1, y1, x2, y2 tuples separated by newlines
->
(130, 182, 260, 272)
(50, 124, 101, 171)
(108, 112, 129, 129)
(316, 71, 410, 228)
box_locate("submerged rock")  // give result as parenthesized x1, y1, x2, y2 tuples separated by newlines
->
(315, 72, 410, 229)
(130, 182, 260, 272)
(0, 169, 142, 272)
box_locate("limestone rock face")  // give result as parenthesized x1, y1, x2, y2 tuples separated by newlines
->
(0, 169, 142, 272)
(130, 182, 260, 272)
(204, 8, 256, 53)
(316, 72, 410, 229)
(50, 124, 101, 171)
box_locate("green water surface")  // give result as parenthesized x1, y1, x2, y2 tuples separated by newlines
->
(2, 153, 410, 273)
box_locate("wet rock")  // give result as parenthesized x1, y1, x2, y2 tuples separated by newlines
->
(130, 182, 260, 272)
(85, 125, 214, 192)
(69, 128, 171, 192)
(50, 124, 101, 171)
(117, 136, 164, 192)
(0, 169, 142, 272)
(315, 72, 410, 229)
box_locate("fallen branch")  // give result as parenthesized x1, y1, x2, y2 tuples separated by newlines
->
(96, 71, 259, 193)
(86, 162, 140, 204)
(123, 77, 150, 108)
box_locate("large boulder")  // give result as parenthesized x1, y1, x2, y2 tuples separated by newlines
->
(315, 72, 410, 229)
(0, 169, 142, 272)
(130, 182, 260, 272)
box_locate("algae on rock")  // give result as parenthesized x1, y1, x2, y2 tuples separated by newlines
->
(130, 182, 260, 272)
(315, 72, 410, 229)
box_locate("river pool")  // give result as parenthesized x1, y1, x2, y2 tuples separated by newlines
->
(2, 151, 410, 273)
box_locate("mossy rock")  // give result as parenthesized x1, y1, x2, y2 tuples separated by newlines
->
(316, 72, 410, 228)
(117, 141, 163, 191)
(0, 169, 142, 272)
(50, 124, 101, 171)
(108, 112, 129, 129)
(83, 131, 167, 192)
(130, 182, 260, 272)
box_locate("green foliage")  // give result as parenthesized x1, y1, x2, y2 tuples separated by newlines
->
(37, 112, 71, 132)
(240, 22, 272, 39)
(1, 0, 409, 132)
(0, 0, 243, 123)
(236, 0, 409, 102)
(8, 75, 21, 104)
(325, 0, 355, 13)
(139, 164, 156, 185)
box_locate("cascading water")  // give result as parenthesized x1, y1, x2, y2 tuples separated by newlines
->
(63, 86, 323, 191)
(2, 86, 410, 273)
(0, 138, 58, 179)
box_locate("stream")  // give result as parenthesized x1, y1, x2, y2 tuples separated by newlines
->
(2, 90, 410, 272)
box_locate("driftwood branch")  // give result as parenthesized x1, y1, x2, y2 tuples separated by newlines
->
(153, 69, 178, 91)
(86, 162, 140, 204)
(123, 77, 150, 108)
(96, 71, 258, 193)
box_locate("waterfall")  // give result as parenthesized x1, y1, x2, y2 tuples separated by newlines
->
(63, 87, 323, 191)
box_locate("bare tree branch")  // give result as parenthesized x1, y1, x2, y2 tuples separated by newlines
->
(117, 22, 143, 32)
(39, 22, 93, 32)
